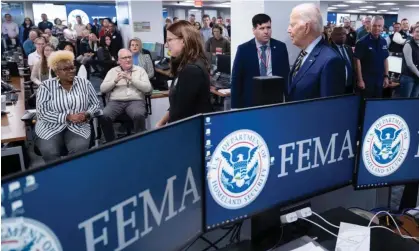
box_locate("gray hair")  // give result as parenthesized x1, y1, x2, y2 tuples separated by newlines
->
(293, 3, 324, 34)
(118, 48, 131, 58)
(372, 15, 384, 24)
(363, 16, 372, 22)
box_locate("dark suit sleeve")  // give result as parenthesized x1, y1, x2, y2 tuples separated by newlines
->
(320, 56, 346, 96)
(231, 45, 243, 108)
(280, 43, 290, 93)
(169, 65, 207, 122)
(353, 40, 365, 60)
(225, 40, 231, 55)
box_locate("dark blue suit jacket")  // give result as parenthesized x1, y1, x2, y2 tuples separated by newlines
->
(287, 40, 346, 102)
(231, 38, 289, 108)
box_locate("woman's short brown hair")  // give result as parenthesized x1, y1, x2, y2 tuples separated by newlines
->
(166, 20, 209, 76)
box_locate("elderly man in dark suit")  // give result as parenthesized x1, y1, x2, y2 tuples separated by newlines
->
(330, 27, 356, 94)
(231, 14, 290, 108)
(287, 3, 346, 102)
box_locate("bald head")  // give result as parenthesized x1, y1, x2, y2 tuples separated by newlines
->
(118, 49, 133, 71)
(288, 3, 324, 49)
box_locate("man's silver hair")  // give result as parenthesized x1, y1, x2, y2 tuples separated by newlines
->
(118, 48, 131, 59)
(293, 3, 324, 34)
(363, 16, 372, 22)
(372, 15, 384, 24)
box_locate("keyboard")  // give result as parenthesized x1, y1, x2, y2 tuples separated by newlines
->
(5, 92, 18, 104)
(212, 73, 231, 89)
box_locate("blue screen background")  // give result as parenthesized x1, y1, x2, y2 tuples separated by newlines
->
(204, 96, 361, 228)
(2, 117, 203, 251)
(356, 99, 419, 187)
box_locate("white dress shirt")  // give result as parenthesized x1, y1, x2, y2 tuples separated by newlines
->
(255, 39, 272, 76)
(28, 51, 42, 67)
(1, 21, 19, 38)
(302, 36, 322, 66)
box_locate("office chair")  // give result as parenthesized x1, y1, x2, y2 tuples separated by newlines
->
(100, 93, 152, 138)
(21, 111, 103, 157)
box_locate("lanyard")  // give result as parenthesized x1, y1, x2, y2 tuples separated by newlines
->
(257, 46, 270, 70)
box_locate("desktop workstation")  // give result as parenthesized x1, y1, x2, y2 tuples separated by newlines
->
(2, 94, 418, 250)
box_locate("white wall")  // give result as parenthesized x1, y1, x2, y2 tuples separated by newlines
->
(130, 0, 164, 44)
(116, 0, 132, 49)
(230, 0, 264, 65)
(397, 7, 419, 24)
(174, 8, 186, 20)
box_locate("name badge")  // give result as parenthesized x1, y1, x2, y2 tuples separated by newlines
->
(368, 47, 373, 50)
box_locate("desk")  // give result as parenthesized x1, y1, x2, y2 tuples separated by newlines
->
(146, 91, 170, 130)
(1, 77, 26, 143)
(398, 215, 419, 238)
(307, 207, 418, 251)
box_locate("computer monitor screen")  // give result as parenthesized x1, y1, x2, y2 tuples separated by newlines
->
(204, 95, 360, 229)
(216, 55, 231, 74)
(355, 99, 419, 189)
(388, 56, 402, 74)
(1, 117, 203, 251)
(142, 42, 156, 52)
(154, 42, 163, 58)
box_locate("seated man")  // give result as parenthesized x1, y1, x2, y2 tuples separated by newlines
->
(35, 50, 101, 163)
(100, 49, 153, 142)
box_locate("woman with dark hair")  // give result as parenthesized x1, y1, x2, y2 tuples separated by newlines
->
(194, 22, 201, 30)
(156, 20, 212, 127)
(19, 17, 36, 43)
(31, 44, 56, 85)
(98, 18, 112, 38)
(95, 35, 117, 78)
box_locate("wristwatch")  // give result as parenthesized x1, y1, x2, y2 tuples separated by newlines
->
(384, 74, 389, 78)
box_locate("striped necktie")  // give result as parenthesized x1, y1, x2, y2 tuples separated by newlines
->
(293, 50, 308, 78)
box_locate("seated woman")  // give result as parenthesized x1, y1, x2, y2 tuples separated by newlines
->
(128, 38, 155, 79)
(96, 35, 117, 78)
(30, 44, 56, 85)
(35, 50, 100, 163)
(57, 41, 88, 79)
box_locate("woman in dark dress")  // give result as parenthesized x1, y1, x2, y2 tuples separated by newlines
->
(156, 20, 213, 127)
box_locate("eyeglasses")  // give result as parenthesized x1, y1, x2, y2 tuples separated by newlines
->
(36, 43, 45, 46)
(120, 56, 132, 60)
(57, 66, 75, 72)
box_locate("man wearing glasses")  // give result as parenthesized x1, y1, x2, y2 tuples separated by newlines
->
(28, 37, 46, 71)
(100, 49, 153, 143)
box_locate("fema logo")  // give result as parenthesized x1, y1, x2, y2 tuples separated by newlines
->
(2, 217, 63, 251)
(207, 130, 270, 209)
(362, 114, 410, 177)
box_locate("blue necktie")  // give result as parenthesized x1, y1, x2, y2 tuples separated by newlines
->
(259, 45, 267, 76)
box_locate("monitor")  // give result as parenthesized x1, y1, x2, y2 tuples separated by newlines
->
(204, 95, 361, 230)
(216, 55, 231, 74)
(251, 76, 285, 107)
(388, 56, 402, 74)
(142, 42, 156, 52)
(355, 98, 419, 189)
(1, 116, 203, 251)
(154, 42, 164, 58)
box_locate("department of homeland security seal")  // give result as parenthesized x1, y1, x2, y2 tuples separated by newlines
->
(207, 130, 270, 210)
(1, 217, 63, 251)
(362, 114, 410, 177)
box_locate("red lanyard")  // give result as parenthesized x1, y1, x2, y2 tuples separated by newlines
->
(257, 46, 270, 70)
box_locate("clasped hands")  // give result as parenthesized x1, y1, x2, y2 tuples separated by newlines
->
(115, 72, 132, 83)
(67, 113, 88, 124)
